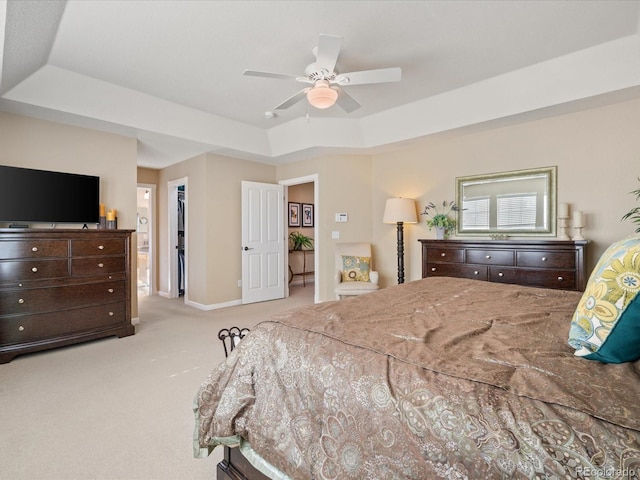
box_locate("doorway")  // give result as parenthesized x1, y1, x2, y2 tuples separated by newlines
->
(168, 177, 187, 300)
(281, 174, 319, 304)
(136, 184, 155, 296)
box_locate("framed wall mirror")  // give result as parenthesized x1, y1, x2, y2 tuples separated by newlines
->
(456, 166, 557, 236)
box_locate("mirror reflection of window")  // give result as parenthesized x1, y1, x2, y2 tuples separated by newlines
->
(496, 193, 537, 230)
(462, 197, 490, 229)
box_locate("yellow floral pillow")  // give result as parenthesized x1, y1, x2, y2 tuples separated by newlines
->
(568, 235, 640, 363)
(341, 255, 371, 282)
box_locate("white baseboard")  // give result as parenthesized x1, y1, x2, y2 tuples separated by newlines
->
(289, 278, 315, 287)
(184, 298, 242, 311)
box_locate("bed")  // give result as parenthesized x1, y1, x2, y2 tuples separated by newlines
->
(194, 270, 640, 479)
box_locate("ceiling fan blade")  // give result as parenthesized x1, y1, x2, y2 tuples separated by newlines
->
(335, 67, 401, 86)
(244, 69, 301, 81)
(315, 34, 343, 74)
(274, 88, 309, 110)
(335, 87, 361, 113)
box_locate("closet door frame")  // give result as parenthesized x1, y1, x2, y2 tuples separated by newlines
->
(168, 177, 188, 300)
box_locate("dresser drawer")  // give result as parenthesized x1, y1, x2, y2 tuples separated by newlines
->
(516, 250, 576, 269)
(517, 269, 576, 290)
(0, 302, 126, 345)
(489, 267, 518, 284)
(426, 263, 488, 280)
(466, 249, 515, 266)
(71, 256, 126, 277)
(426, 248, 464, 263)
(0, 259, 69, 283)
(0, 240, 68, 259)
(72, 238, 125, 257)
(0, 280, 126, 315)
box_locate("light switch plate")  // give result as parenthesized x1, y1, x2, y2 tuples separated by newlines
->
(332, 231, 340, 239)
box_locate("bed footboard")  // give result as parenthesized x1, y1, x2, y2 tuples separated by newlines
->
(217, 446, 272, 480)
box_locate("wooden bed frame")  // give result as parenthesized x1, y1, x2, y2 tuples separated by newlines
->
(215, 239, 588, 479)
(217, 327, 272, 479)
(217, 446, 271, 480)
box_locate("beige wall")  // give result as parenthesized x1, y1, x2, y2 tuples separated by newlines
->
(206, 155, 275, 304)
(5, 96, 640, 309)
(0, 111, 139, 316)
(277, 155, 373, 301)
(137, 167, 159, 185)
(372, 99, 640, 287)
(156, 153, 276, 307)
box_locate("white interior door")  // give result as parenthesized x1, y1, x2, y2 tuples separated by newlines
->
(241, 181, 285, 304)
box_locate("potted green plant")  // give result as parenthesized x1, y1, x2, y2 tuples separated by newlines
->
(289, 231, 313, 250)
(421, 200, 458, 239)
(622, 177, 640, 233)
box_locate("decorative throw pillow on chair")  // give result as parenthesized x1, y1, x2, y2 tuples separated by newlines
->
(342, 255, 371, 282)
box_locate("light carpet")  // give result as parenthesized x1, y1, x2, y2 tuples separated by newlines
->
(0, 286, 314, 480)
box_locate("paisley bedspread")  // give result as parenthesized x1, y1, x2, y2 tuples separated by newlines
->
(195, 277, 640, 479)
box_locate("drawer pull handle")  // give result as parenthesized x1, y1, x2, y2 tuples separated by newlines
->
(440, 252, 446, 257)
(108, 311, 114, 316)
(474, 271, 479, 275)
(98, 263, 104, 268)
(541, 257, 547, 262)
(108, 288, 114, 293)
(485, 255, 491, 259)
(498, 272, 504, 277)
(31, 267, 38, 273)
(431, 267, 436, 272)
(18, 326, 24, 331)
(98, 245, 105, 250)
(558, 276, 564, 282)
(31, 246, 38, 252)
(18, 298, 24, 304)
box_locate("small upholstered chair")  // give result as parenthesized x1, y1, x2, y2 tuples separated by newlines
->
(334, 242, 379, 300)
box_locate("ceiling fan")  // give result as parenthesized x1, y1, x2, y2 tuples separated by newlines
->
(243, 34, 402, 113)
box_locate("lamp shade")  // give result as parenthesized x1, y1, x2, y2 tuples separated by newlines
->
(383, 197, 417, 224)
(307, 80, 338, 109)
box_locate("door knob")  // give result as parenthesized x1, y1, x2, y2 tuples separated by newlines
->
(243, 246, 253, 251)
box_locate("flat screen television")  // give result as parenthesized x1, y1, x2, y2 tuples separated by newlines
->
(0, 165, 100, 225)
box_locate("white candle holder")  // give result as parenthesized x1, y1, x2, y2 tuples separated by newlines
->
(557, 217, 570, 240)
(573, 226, 585, 240)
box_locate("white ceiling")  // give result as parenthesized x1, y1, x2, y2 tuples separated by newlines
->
(1, 0, 640, 168)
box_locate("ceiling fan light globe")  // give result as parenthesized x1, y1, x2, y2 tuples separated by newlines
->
(307, 85, 338, 109)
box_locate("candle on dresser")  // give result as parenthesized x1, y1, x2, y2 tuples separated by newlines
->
(106, 210, 115, 221)
(99, 203, 106, 216)
(558, 203, 569, 218)
(572, 211, 584, 228)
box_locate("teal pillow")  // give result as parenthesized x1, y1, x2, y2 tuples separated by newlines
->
(568, 235, 640, 363)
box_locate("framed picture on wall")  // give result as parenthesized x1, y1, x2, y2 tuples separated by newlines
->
(302, 203, 314, 227)
(288, 202, 300, 227)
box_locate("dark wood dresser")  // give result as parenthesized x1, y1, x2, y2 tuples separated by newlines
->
(0, 229, 135, 363)
(419, 239, 588, 291)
